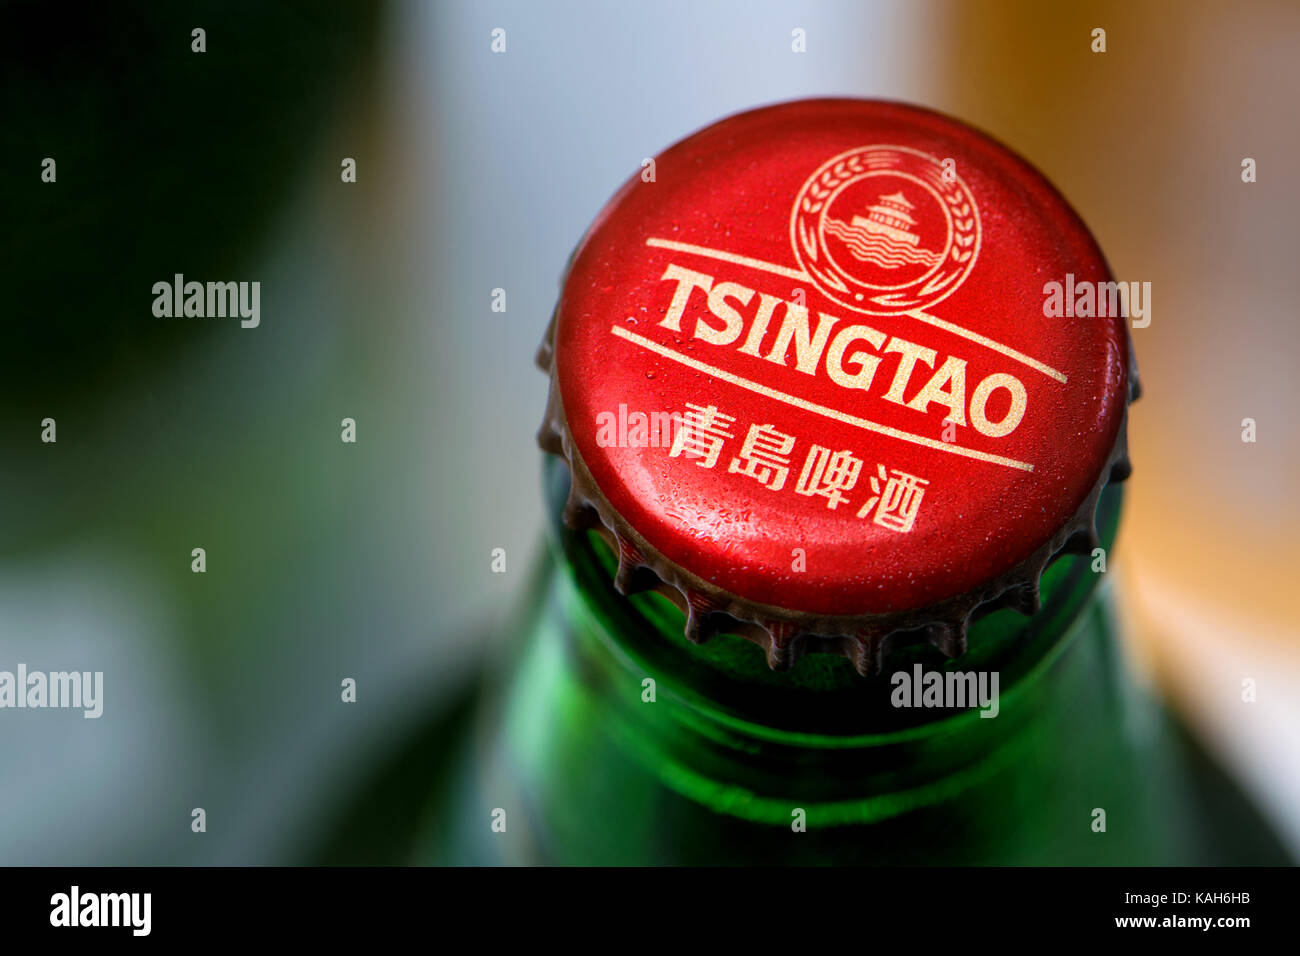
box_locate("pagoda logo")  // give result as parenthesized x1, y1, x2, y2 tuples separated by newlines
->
(824, 191, 942, 269)
(791, 145, 981, 316)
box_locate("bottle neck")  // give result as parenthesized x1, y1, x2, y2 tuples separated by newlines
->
(538, 455, 1126, 826)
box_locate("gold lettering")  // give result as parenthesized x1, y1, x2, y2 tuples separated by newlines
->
(699, 281, 755, 345)
(657, 264, 713, 332)
(905, 355, 968, 425)
(881, 338, 937, 404)
(764, 305, 839, 374)
(826, 324, 887, 391)
(740, 292, 783, 356)
(970, 373, 1027, 437)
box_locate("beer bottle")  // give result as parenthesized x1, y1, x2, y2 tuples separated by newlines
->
(416, 99, 1289, 866)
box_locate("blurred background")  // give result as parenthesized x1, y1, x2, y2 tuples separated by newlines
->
(1, 0, 1296, 863)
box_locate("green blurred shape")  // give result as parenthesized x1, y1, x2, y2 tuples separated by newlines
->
(409, 459, 1291, 865)
(0, 0, 383, 416)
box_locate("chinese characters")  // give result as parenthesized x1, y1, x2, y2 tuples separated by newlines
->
(667, 403, 930, 533)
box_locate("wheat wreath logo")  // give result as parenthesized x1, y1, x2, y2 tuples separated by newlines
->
(791, 145, 980, 316)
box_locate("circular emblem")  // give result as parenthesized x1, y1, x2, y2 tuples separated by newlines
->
(790, 145, 980, 316)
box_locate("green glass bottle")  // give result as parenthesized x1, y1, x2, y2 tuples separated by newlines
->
(396, 100, 1292, 867)
(422, 459, 1288, 865)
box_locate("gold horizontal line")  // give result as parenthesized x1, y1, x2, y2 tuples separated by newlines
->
(907, 310, 1067, 384)
(645, 237, 811, 283)
(643, 237, 1068, 384)
(610, 325, 1035, 472)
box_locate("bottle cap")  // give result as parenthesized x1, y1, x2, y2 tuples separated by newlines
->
(537, 99, 1137, 674)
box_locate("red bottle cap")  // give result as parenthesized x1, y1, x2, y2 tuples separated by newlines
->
(538, 99, 1136, 674)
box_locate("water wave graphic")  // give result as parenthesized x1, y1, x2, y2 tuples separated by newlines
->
(824, 218, 942, 269)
